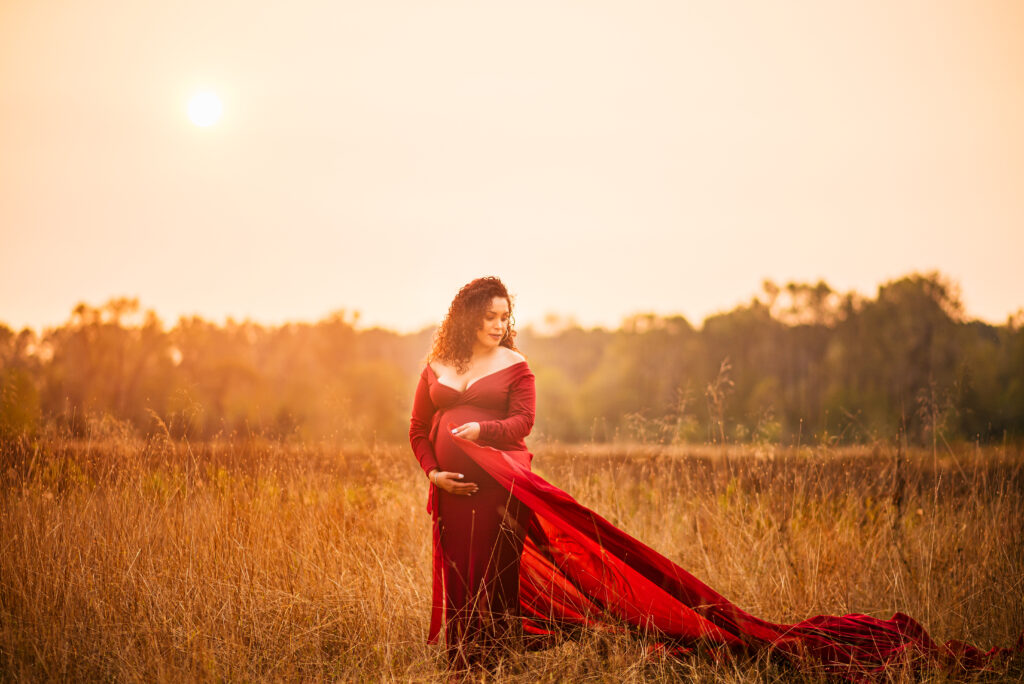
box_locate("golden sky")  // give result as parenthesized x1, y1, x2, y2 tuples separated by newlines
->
(1, 1, 1022, 332)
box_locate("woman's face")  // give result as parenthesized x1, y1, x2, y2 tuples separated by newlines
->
(474, 296, 510, 351)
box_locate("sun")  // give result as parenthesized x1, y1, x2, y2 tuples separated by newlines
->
(187, 91, 223, 127)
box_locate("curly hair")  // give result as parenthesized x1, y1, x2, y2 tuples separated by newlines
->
(429, 277, 518, 373)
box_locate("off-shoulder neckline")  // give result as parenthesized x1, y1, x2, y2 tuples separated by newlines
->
(426, 360, 528, 394)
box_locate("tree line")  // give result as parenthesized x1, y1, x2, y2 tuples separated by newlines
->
(1, 271, 1022, 446)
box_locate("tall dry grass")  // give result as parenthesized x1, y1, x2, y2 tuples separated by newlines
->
(1, 436, 1022, 682)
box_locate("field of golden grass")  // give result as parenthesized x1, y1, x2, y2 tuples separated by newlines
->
(1, 436, 1022, 682)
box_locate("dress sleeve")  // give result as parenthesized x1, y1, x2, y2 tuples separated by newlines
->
(409, 367, 440, 475)
(477, 367, 536, 444)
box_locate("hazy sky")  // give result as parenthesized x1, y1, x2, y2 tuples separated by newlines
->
(2, 1, 1022, 333)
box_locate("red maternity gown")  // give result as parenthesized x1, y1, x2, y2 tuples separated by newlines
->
(409, 360, 1021, 679)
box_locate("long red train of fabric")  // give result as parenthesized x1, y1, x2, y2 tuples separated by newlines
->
(447, 429, 1021, 680)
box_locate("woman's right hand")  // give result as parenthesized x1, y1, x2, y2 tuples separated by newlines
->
(430, 470, 478, 496)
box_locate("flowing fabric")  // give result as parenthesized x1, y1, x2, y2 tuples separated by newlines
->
(450, 433, 1022, 679)
(410, 361, 1021, 679)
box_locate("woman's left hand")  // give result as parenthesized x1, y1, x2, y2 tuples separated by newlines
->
(451, 422, 480, 441)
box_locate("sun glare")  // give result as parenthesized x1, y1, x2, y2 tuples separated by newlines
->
(187, 91, 222, 127)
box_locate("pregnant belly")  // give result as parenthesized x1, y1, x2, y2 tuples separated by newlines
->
(433, 405, 503, 482)
(433, 405, 528, 544)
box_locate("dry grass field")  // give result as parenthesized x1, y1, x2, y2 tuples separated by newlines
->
(1, 434, 1022, 682)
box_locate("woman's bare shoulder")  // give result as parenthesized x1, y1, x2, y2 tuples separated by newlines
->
(427, 359, 449, 376)
(502, 347, 527, 364)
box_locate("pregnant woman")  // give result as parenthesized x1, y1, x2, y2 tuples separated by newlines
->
(409, 276, 1020, 679)
(408, 276, 534, 671)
